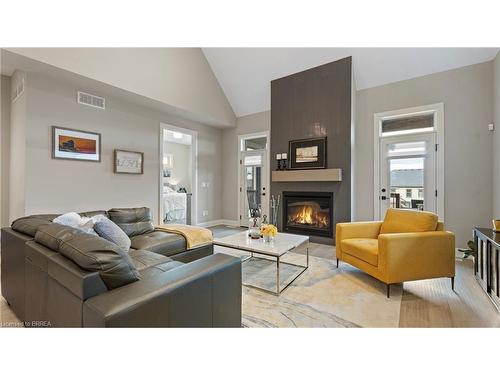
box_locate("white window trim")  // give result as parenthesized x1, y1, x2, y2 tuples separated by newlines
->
(237, 131, 270, 226)
(373, 103, 444, 221)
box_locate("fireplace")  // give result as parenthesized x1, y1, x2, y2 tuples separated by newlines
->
(282, 191, 333, 238)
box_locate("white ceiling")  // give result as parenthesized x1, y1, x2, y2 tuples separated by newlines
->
(203, 48, 499, 117)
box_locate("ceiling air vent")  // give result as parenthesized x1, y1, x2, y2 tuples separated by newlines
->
(77, 91, 106, 109)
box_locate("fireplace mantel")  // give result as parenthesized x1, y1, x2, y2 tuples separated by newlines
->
(272, 168, 342, 182)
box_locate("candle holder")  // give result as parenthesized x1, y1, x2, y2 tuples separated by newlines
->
(281, 153, 288, 170)
(276, 153, 283, 171)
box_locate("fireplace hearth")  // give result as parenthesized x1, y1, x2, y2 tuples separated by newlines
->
(282, 191, 333, 238)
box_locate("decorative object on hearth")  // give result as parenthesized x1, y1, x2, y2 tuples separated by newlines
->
(114, 149, 144, 174)
(281, 153, 288, 170)
(270, 194, 281, 226)
(260, 224, 278, 242)
(288, 137, 327, 169)
(276, 153, 282, 170)
(52, 126, 101, 162)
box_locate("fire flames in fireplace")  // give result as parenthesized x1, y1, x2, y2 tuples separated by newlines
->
(287, 204, 329, 229)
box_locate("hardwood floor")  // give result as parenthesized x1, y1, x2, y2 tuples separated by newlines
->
(210, 225, 500, 327)
(1, 226, 499, 327)
(398, 260, 500, 327)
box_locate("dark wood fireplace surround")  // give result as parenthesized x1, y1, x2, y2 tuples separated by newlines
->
(270, 57, 352, 244)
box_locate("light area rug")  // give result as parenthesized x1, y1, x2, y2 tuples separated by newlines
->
(215, 246, 402, 328)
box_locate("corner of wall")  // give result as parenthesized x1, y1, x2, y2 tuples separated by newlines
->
(351, 65, 357, 222)
(493, 52, 500, 218)
(0, 74, 12, 226)
(8, 70, 27, 223)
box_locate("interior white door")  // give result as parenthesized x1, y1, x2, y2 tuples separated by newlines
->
(378, 133, 436, 219)
(239, 149, 269, 226)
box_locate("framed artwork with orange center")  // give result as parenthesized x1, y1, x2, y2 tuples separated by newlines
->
(52, 126, 101, 162)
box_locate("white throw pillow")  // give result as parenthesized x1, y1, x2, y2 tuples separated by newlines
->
(53, 212, 98, 235)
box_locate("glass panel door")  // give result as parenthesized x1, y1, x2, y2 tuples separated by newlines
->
(240, 149, 268, 226)
(389, 157, 425, 210)
(379, 133, 436, 218)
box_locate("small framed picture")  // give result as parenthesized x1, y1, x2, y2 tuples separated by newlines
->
(52, 126, 101, 162)
(288, 137, 327, 169)
(114, 149, 144, 174)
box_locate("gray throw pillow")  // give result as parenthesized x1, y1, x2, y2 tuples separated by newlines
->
(93, 214, 131, 252)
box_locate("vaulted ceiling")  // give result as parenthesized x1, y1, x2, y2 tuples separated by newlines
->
(203, 48, 499, 117)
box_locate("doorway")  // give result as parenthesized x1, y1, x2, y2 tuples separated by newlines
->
(379, 133, 435, 216)
(159, 123, 197, 225)
(373, 104, 444, 220)
(238, 132, 270, 227)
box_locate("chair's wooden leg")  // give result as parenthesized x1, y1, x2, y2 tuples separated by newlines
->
(336, 259, 339, 268)
(386, 283, 390, 298)
(451, 277, 455, 291)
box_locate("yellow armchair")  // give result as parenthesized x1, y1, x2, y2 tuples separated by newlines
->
(336, 209, 455, 297)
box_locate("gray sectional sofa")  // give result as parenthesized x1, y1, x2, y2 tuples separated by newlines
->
(1, 207, 241, 327)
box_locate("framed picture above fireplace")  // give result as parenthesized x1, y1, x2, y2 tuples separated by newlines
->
(288, 137, 327, 169)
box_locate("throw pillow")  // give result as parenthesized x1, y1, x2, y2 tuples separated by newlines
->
(53, 212, 98, 235)
(379, 208, 438, 234)
(93, 214, 132, 252)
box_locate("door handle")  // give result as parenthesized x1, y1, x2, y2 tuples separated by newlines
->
(380, 196, 387, 200)
(262, 193, 266, 196)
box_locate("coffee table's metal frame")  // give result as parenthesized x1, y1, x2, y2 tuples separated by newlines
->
(216, 240, 309, 295)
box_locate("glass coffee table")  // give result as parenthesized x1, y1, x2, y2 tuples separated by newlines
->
(213, 231, 309, 295)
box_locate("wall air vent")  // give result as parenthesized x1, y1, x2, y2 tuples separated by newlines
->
(77, 91, 106, 109)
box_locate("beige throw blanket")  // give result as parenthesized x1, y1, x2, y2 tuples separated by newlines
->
(156, 224, 213, 249)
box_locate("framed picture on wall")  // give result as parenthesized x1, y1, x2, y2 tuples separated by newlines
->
(288, 137, 327, 169)
(52, 126, 101, 162)
(114, 149, 144, 174)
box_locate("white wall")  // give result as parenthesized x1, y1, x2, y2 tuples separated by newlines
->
(356, 61, 494, 247)
(221, 111, 270, 221)
(0, 75, 11, 226)
(493, 52, 500, 217)
(6, 48, 236, 128)
(13, 71, 222, 224)
(163, 141, 192, 190)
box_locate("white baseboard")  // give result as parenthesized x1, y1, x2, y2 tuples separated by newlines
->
(220, 219, 240, 227)
(196, 219, 241, 228)
(196, 219, 224, 228)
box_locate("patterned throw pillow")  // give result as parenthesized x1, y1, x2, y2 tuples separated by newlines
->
(92, 214, 132, 252)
